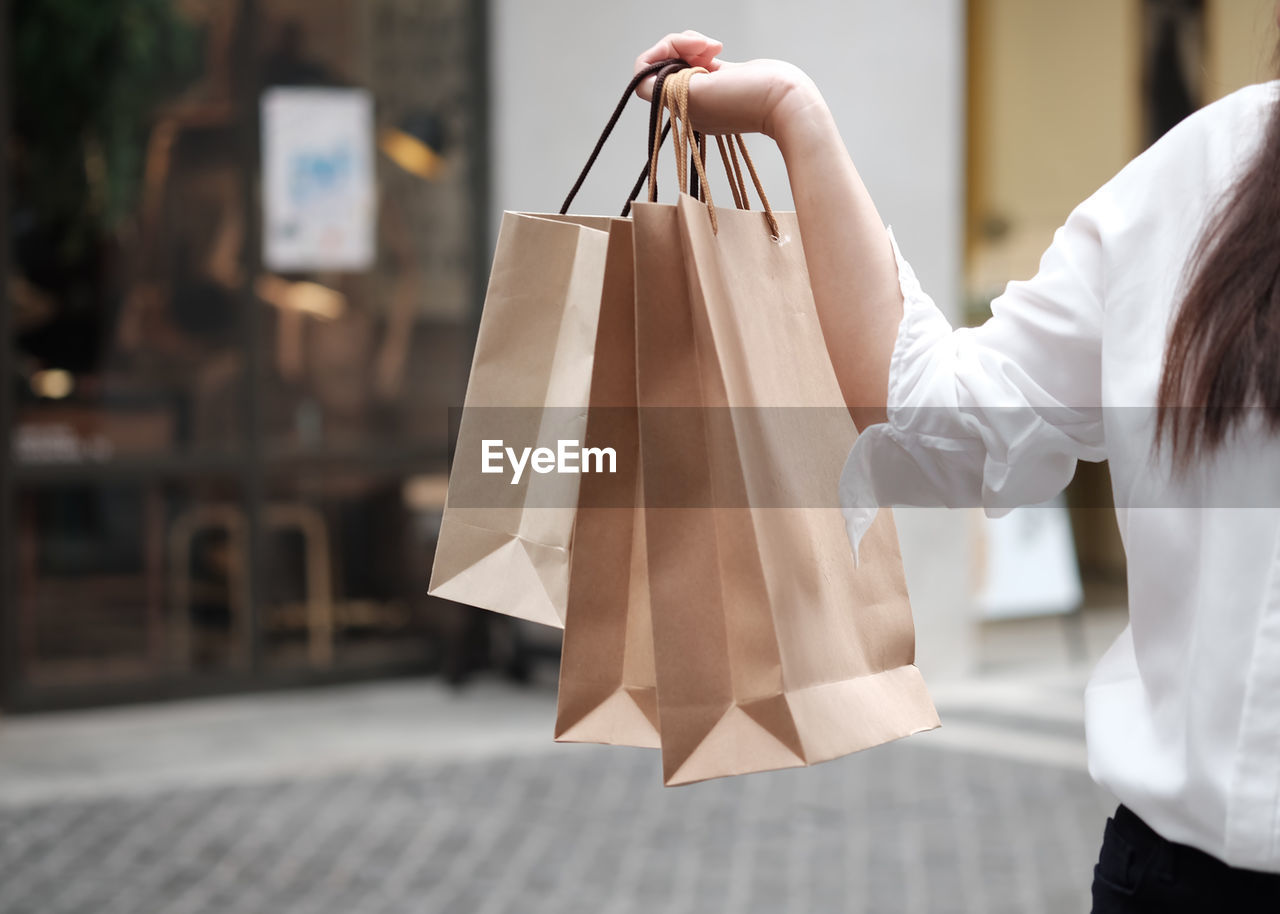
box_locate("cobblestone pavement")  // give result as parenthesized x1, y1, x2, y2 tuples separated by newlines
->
(0, 677, 1113, 914)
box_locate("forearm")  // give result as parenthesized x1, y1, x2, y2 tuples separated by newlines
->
(632, 34, 906, 428)
(774, 88, 903, 430)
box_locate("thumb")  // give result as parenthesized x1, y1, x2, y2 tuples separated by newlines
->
(671, 30, 724, 68)
(635, 30, 724, 100)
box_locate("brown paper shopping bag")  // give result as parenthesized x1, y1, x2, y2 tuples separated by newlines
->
(428, 210, 611, 627)
(553, 217, 661, 749)
(634, 69, 940, 785)
(429, 59, 686, 634)
(552, 60, 699, 748)
(553, 59, 732, 749)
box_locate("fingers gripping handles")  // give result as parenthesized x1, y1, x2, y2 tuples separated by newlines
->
(560, 59, 780, 239)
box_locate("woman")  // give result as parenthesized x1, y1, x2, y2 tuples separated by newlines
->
(633, 26, 1280, 913)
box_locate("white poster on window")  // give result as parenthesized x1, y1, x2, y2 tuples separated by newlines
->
(261, 87, 376, 272)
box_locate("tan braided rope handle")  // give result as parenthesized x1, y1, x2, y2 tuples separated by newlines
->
(647, 66, 781, 239)
(715, 135, 747, 210)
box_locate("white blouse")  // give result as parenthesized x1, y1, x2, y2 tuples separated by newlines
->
(840, 80, 1280, 872)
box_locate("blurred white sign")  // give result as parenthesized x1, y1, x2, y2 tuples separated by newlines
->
(261, 87, 376, 271)
(974, 500, 1083, 619)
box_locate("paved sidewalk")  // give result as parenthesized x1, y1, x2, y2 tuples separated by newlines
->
(0, 609, 1129, 914)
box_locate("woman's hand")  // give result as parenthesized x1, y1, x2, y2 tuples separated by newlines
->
(634, 30, 822, 140)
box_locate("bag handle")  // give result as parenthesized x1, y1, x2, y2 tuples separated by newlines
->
(720, 133, 780, 238)
(715, 134, 747, 210)
(559, 58, 685, 215)
(622, 60, 692, 214)
(647, 67, 781, 239)
(649, 68, 714, 212)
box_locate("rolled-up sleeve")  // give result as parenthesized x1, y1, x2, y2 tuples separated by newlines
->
(839, 201, 1109, 562)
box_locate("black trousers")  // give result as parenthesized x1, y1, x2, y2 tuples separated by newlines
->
(1091, 805, 1280, 912)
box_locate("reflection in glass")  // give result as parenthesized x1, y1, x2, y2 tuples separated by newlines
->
(11, 1, 247, 462)
(5, 0, 481, 704)
(16, 479, 246, 686)
(261, 472, 442, 672)
(255, 7, 472, 457)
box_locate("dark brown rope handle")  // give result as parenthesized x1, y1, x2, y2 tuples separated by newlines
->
(563, 58, 779, 238)
(559, 58, 685, 215)
(690, 132, 706, 202)
(646, 62, 690, 202)
(621, 60, 691, 216)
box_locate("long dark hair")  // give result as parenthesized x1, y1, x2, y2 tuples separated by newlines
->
(1156, 83, 1280, 469)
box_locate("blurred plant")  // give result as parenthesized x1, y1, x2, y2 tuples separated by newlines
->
(11, 0, 203, 259)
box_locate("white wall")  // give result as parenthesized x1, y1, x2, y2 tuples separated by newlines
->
(491, 0, 976, 678)
(491, 0, 964, 316)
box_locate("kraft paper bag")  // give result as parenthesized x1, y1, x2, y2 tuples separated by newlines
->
(632, 190, 940, 786)
(553, 218, 661, 749)
(428, 211, 614, 627)
(552, 60, 725, 749)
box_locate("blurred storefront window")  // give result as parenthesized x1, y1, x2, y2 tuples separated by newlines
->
(2, 0, 487, 709)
